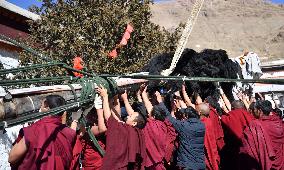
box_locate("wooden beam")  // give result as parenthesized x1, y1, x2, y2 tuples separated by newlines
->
(0, 78, 147, 121)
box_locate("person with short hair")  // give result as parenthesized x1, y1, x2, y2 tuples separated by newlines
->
(196, 103, 220, 170)
(240, 100, 284, 170)
(221, 100, 254, 170)
(165, 97, 205, 170)
(97, 86, 147, 170)
(9, 95, 77, 170)
(140, 87, 177, 170)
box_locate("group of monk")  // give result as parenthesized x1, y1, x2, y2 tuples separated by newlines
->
(7, 83, 284, 170)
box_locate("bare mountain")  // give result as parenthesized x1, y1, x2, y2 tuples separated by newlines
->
(151, 0, 284, 61)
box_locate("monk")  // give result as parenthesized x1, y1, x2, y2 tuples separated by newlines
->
(221, 100, 254, 170)
(140, 88, 177, 170)
(8, 95, 77, 170)
(97, 86, 147, 170)
(240, 100, 284, 170)
(81, 111, 106, 170)
(196, 103, 220, 170)
(205, 96, 225, 152)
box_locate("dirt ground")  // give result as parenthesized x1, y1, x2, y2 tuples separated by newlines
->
(151, 0, 284, 62)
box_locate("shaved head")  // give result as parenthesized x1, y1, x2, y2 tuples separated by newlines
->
(196, 103, 210, 117)
(231, 100, 245, 110)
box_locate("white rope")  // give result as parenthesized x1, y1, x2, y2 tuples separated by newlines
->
(27, 96, 35, 111)
(161, 0, 205, 76)
(3, 121, 7, 128)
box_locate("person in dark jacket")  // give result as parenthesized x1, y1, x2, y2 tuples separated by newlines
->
(155, 91, 206, 170)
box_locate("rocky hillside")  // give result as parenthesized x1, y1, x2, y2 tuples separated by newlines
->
(151, 0, 284, 62)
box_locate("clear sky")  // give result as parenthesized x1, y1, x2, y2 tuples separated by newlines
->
(6, 0, 284, 10)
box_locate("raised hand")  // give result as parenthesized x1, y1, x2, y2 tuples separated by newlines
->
(121, 90, 128, 101)
(96, 85, 108, 98)
(155, 91, 163, 103)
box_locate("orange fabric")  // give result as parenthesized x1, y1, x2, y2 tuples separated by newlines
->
(108, 49, 118, 59)
(126, 24, 134, 33)
(73, 56, 84, 77)
(108, 24, 134, 58)
(120, 37, 128, 46)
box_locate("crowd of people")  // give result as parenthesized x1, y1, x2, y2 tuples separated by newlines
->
(7, 82, 284, 170)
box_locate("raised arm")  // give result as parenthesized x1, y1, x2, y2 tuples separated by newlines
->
(121, 90, 135, 116)
(97, 85, 112, 121)
(155, 91, 171, 117)
(91, 108, 107, 135)
(195, 93, 203, 105)
(175, 91, 187, 109)
(219, 97, 229, 114)
(237, 92, 249, 110)
(181, 83, 195, 108)
(141, 85, 154, 116)
(220, 88, 232, 111)
(136, 85, 143, 103)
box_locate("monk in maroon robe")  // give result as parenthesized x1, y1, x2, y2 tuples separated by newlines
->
(97, 86, 147, 170)
(69, 96, 107, 170)
(221, 100, 254, 170)
(197, 103, 220, 170)
(101, 115, 146, 170)
(240, 100, 284, 170)
(209, 106, 225, 151)
(142, 103, 177, 170)
(8, 95, 77, 170)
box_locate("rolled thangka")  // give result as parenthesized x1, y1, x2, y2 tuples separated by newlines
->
(0, 76, 148, 123)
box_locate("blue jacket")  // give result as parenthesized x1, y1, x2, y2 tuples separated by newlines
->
(158, 103, 206, 169)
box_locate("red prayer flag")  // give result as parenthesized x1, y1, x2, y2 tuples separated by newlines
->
(119, 37, 128, 46)
(108, 24, 134, 58)
(127, 24, 134, 33)
(108, 49, 118, 59)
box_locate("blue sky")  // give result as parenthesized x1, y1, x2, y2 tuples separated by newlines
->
(6, 0, 284, 10)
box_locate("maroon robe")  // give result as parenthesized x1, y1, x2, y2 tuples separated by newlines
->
(70, 135, 82, 170)
(70, 134, 105, 170)
(221, 108, 254, 170)
(13, 116, 76, 170)
(80, 135, 105, 170)
(240, 115, 284, 170)
(209, 106, 225, 151)
(164, 119, 177, 163)
(221, 108, 254, 141)
(201, 117, 220, 170)
(101, 116, 146, 170)
(142, 118, 177, 169)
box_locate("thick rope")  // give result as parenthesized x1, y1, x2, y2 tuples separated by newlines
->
(76, 78, 106, 156)
(161, 0, 204, 76)
(0, 98, 93, 129)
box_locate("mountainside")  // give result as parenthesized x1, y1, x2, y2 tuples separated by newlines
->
(151, 0, 284, 62)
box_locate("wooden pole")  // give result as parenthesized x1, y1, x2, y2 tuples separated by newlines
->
(0, 78, 147, 121)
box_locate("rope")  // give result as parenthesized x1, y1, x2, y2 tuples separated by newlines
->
(72, 78, 105, 156)
(161, 0, 204, 76)
(0, 63, 64, 75)
(99, 74, 284, 84)
(0, 98, 94, 129)
(0, 76, 74, 86)
(80, 115, 105, 156)
(67, 84, 78, 101)
(27, 96, 35, 112)
(0, 34, 95, 77)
